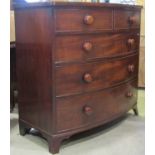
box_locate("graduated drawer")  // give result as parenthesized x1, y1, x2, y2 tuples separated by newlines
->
(55, 54, 138, 97)
(55, 33, 139, 64)
(56, 80, 137, 132)
(55, 8, 113, 32)
(114, 9, 140, 30)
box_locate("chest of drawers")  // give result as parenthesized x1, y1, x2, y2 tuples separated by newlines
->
(14, 1, 142, 154)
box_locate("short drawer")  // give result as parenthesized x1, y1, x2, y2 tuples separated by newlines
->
(55, 33, 139, 64)
(55, 54, 138, 97)
(56, 80, 137, 132)
(55, 8, 113, 32)
(114, 9, 140, 30)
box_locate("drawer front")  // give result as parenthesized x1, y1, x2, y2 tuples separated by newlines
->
(56, 54, 138, 97)
(55, 8, 113, 32)
(55, 33, 139, 64)
(114, 10, 140, 30)
(56, 80, 137, 132)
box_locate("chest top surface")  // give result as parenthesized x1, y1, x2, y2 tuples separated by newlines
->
(13, 0, 142, 9)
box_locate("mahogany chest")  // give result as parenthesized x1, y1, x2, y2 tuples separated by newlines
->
(13, 1, 142, 154)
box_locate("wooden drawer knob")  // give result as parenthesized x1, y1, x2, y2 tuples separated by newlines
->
(127, 38, 135, 48)
(128, 64, 135, 73)
(83, 106, 93, 115)
(83, 42, 93, 52)
(128, 38, 135, 45)
(84, 15, 94, 25)
(126, 92, 133, 97)
(83, 73, 93, 83)
(128, 16, 136, 24)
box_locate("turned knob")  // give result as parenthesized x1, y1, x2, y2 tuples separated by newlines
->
(83, 73, 93, 83)
(128, 38, 135, 45)
(128, 64, 135, 73)
(84, 15, 94, 25)
(126, 92, 133, 97)
(128, 16, 136, 25)
(127, 38, 135, 48)
(83, 42, 93, 52)
(83, 106, 93, 115)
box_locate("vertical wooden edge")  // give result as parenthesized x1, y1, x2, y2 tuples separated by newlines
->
(51, 7, 57, 134)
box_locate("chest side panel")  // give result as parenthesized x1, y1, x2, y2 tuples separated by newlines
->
(15, 8, 54, 134)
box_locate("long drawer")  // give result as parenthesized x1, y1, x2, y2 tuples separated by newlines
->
(56, 80, 137, 132)
(55, 8, 113, 32)
(55, 54, 138, 97)
(55, 33, 139, 64)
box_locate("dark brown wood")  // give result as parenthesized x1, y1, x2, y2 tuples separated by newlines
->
(10, 42, 17, 112)
(56, 80, 137, 132)
(13, 0, 142, 9)
(48, 136, 64, 154)
(14, 1, 141, 154)
(15, 8, 54, 134)
(114, 9, 140, 30)
(55, 8, 113, 32)
(19, 121, 30, 136)
(133, 104, 139, 116)
(55, 54, 138, 97)
(55, 33, 139, 64)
